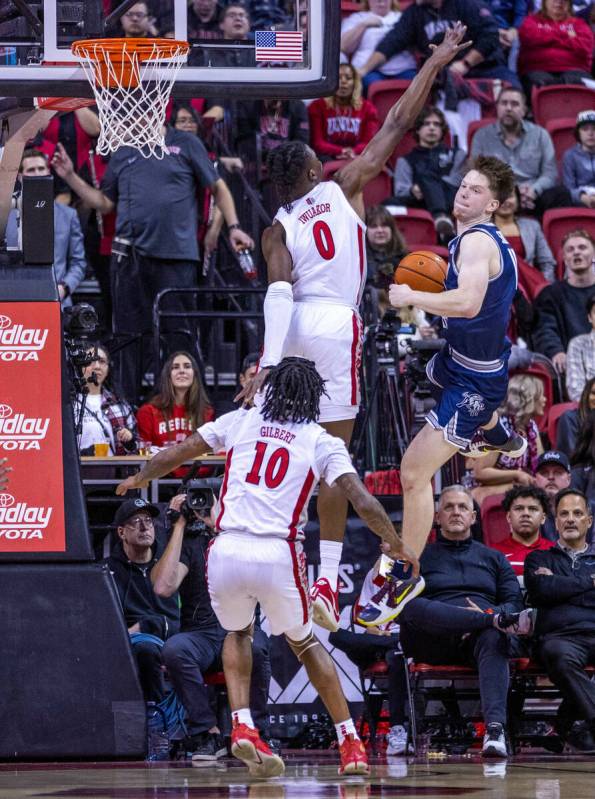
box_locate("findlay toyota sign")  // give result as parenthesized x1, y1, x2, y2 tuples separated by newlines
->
(0, 302, 65, 552)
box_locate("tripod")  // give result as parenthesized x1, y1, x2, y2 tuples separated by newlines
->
(352, 326, 410, 474)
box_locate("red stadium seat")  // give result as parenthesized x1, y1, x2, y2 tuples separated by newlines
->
(532, 84, 595, 128)
(547, 401, 578, 449)
(480, 493, 509, 547)
(385, 207, 437, 245)
(545, 117, 577, 167)
(465, 79, 499, 117)
(543, 208, 595, 266)
(368, 79, 411, 123)
(407, 243, 449, 259)
(340, 1, 362, 20)
(467, 118, 497, 153)
(322, 160, 392, 207)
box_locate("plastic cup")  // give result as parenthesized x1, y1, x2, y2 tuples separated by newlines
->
(94, 442, 109, 457)
(137, 440, 151, 456)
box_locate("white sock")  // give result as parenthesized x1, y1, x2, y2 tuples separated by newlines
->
(318, 540, 343, 587)
(232, 708, 255, 728)
(335, 718, 359, 745)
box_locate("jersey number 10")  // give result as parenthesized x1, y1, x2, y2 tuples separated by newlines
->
(246, 441, 290, 488)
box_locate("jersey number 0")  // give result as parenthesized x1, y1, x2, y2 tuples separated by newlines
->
(246, 441, 290, 488)
(313, 220, 336, 260)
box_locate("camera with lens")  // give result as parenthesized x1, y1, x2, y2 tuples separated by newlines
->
(63, 303, 100, 368)
(172, 477, 224, 536)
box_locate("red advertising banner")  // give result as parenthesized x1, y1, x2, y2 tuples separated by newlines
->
(0, 302, 66, 552)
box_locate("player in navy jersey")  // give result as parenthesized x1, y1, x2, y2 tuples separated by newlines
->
(359, 156, 528, 626)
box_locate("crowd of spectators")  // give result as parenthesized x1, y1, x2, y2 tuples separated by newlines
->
(13, 0, 595, 758)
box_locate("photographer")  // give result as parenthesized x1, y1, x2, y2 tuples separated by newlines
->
(152, 486, 272, 762)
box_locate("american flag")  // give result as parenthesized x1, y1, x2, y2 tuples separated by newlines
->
(255, 30, 303, 63)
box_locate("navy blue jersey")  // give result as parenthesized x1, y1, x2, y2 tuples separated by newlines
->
(443, 223, 517, 374)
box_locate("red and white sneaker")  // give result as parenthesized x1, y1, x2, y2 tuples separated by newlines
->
(310, 577, 340, 632)
(231, 721, 285, 778)
(338, 734, 370, 776)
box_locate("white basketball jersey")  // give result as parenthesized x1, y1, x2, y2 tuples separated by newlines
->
(197, 406, 356, 539)
(274, 180, 367, 307)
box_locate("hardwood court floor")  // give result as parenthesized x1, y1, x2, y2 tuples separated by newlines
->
(1, 752, 594, 799)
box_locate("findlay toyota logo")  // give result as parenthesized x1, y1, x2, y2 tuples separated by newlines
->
(0, 494, 52, 540)
(0, 314, 49, 362)
(0, 403, 50, 451)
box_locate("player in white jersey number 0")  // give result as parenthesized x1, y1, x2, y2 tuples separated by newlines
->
(237, 22, 470, 632)
(117, 358, 418, 777)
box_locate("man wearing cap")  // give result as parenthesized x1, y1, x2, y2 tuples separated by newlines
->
(562, 111, 595, 209)
(534, 230, 595, 373)
(524, 488, 595, 752)
(534, 451, 572, 541)
(106, 498, 180, 702)
(491, 485, 553, 579)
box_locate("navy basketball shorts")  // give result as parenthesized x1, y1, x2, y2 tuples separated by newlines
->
(424, 350, 509, 449)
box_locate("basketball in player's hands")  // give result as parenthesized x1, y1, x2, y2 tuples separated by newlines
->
(394, 251, 447, 294)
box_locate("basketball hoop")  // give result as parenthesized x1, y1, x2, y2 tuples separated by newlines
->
(71, 38, 190, 159)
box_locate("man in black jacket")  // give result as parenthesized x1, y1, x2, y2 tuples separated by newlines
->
(106, 498, 180, 702)
(398, 485, 528, 757)
(534, 230, 595, 374)
(358, 0, 519, 87)
(524, 488, 595, 751)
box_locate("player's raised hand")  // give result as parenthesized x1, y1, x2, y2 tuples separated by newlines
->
(116, 473, 150, 495)
(234, 367, 270, 405)
(428, 22, 471, 68)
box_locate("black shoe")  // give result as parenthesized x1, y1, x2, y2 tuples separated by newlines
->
(188, 731, 227, 761)
(493, 609, 535, 636)
(463, 432, 527, 460)
(482, 723, 508, 758)
(566, 723, 595, 753)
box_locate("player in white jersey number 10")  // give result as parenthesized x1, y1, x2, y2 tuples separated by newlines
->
(116, 358, 418, 777)
(236, 22, 471, 634)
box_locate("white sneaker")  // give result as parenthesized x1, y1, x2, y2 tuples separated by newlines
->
(386, 724, 412, 755)
(482, 723, 507, 758)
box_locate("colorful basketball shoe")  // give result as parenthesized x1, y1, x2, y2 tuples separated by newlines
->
(231, 721, 285, 778)
(338, 734, 370, 776)
(311, 577, 340, 632)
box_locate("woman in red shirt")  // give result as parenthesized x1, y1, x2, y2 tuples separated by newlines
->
(137, 351, 214, 477)
(518, 0, 593, 92)
(308, 63, 379, 162)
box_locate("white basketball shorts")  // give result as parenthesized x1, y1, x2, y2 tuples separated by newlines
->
(207, 532, 311, 637)
(282, 301, 363, 423)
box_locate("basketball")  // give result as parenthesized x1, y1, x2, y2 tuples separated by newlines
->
(394, 250, 448, 294)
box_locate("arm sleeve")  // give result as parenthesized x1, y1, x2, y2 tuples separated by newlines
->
(565, 336, 587, 402)
(460, 0, 501, 60)
(524, 551, 594, 605)
(394, 157, 414, 198)
(136, 404, 157, 444)
(100, 159, 118, 203)
(562, 149, 584, 204)
(531, 129, 558, 196)
(513, 0, 530, 29)
(315, 431, 357, 487)
(64, 209, 87, 294)
(376, 8, 417, 59)
(470, 128, 490, 158)
(533, 288, 565, 358)
(308, 100, 343, 158)
(556, 410, 578, 455)
(260, 281, 294, 368)
(197, 409, 242, 452)
(187, 135, 219, 188)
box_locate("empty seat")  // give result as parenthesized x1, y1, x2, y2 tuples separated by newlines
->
(545, 117, 577, 167)
(532, 84, 595, 128)
(384, 206, 437, 245)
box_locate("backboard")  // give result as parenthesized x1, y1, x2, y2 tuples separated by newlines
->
(0, 0, 339, 100)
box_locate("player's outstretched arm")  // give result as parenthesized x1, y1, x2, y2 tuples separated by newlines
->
(336, 23, 470, 205)
(235, 223, 294, 404)
(336, 473, 420, 576)
(115, 432, 212, 495)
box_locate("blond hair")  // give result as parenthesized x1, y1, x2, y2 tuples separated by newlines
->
(500, 374, 544, 429)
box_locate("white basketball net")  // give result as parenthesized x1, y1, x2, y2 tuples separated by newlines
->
(72, 39, 189, 159)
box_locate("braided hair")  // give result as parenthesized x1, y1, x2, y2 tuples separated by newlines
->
(261, 357, 328, 425)
(267, 141, 311, 213)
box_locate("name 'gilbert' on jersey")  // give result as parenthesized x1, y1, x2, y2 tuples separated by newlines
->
(273, 181, 366, 308)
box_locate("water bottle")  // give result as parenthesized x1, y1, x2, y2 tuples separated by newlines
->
(237, 248, 257, 280)
(146, 701, 170, 761)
